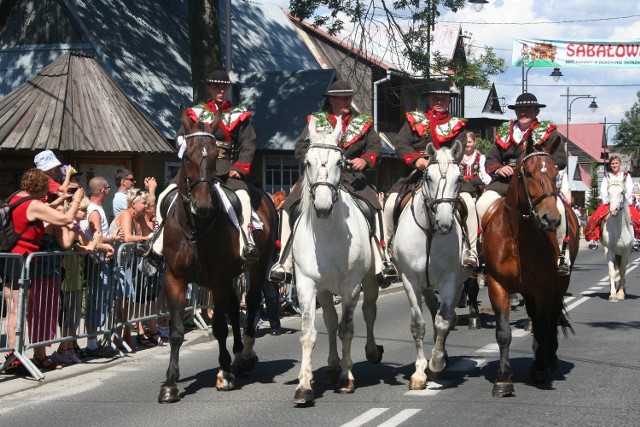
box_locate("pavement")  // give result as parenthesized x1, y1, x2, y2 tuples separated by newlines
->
(0, 281, 405, 398)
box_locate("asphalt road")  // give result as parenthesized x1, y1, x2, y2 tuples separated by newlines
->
(2, 241, 640, 427)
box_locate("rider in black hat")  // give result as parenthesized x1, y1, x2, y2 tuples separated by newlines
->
(153, 69, 259, 265)
(383, 80, 480, 269)
(268, 79, 399, 287)
(476, 92, 570, 275)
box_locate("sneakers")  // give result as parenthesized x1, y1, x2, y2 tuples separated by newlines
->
(557, 256, 570, 276)
(462, 251, 479, 268)
(268, 263, 292, 284)
(84, 345, 117, 359)
(52, 349, 82, 365)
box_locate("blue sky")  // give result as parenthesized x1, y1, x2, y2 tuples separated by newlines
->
(256, 0, 639, 141)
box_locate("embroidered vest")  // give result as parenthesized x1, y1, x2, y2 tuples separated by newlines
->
(311, 111, 372, 148)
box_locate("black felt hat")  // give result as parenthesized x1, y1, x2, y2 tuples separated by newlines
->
(204, 70, 231, 85)
(323, 80, 354, 97)
(422, 80, 458, 97)
(507, 92, 546, 109)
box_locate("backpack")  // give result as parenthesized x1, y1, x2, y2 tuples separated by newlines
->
(0, 192, 34, 252)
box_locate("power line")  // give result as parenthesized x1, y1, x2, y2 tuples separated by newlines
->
(441, 14, 640, 25)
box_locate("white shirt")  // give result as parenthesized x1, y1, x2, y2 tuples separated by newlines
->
(600, 171, 633, 205)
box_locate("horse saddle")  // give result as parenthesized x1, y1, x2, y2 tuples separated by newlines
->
(159, 184, 242, 221)
(288, 191, 376, 237)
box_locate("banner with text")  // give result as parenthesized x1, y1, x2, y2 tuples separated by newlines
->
(512, 38, 640, 68)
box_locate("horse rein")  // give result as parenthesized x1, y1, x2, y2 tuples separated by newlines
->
(181, 131, 218, 195)
(505, 151, 557, 221)
(307, 143, 346, 205)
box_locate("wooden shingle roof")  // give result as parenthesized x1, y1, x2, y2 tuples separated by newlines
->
(0, 51, 172, 153)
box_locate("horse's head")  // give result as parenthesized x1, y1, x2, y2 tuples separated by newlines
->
(514, 135, 561, 230)
(177, 108, 220, 217)
(423, 140, 464, 233)
(608, 182, 626, 217)
(304, 115, 346, 218)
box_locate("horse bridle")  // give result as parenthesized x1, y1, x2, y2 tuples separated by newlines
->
(176, 131, 220, 240)
(508, 151, 558, 220)
(306, 143, 346, 205)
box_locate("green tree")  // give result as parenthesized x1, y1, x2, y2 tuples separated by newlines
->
(614, 90, 640, 146)
(288, 0, 505, 88)
(188, 0, 223, 103)
(586, 163, 601, 215)
(475, 136, 492, 155)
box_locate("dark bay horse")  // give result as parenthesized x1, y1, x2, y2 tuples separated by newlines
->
(158, 109, 277, 403)
(482, 137, 578, 397)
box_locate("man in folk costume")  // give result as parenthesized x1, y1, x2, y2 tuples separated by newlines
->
(268, 79, 399, 287)
(383, 80, 480, 269)
(584, 155, 640, 241)
(153, 70, 258, 263)
(476, 92, 570, 275)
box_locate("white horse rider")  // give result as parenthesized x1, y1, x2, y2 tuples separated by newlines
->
(599, 157, 635, 302)
(151, 70, 258, 264)
(292, 115, 383, 405)
(269, 79, 397, 287)
(393, 141, 472, 390)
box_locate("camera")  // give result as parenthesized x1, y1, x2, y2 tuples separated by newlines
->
(68, 187, 79, 194)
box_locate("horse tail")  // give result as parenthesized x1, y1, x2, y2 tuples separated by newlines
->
(559, 303, 575, 337)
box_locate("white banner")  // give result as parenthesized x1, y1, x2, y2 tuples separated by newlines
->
(513, 38, 640, 68)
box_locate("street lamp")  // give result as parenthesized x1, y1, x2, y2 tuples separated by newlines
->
(522, 66, 563, 93)
(601, 118, 622, 162)
(560, 87, 598, 146)
(468, 0, 489, 12)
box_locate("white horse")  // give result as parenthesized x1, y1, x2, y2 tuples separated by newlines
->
(601, 181, 634, 302)
(393, 141, 472, 390)
(293, 116, 383, 406)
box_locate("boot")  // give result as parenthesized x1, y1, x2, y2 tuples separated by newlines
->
(268, 209, 293, 284)
(238, 190, 259, 264)
(556, 255, 570, 276)
(461, 193, 479, 269)
(374, 211, 399, 288)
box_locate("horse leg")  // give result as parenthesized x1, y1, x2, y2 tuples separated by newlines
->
(336, 288, 360, 394)
(212, 293, 235, 392)
(466, 276, 481, 330)
(525, 296, 553, 383)
(606, 251, 619, 302)
(487, 275, 514, 397)
(616, 254, 628, 301)
(405, 281, 428, 390)
(239, 270, 262, 372)
(294, 278, 317, 406)
(362, 273, 383, 364)
(226, 285, 247, 377)
(158, 277, 186, 403)
(427, 287, 457, 380)
(317, 289, 340, 384)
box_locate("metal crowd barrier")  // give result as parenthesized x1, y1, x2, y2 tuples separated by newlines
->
(0, 244, 172, 380)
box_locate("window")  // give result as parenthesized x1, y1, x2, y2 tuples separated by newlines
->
(263, 156, 300, 195)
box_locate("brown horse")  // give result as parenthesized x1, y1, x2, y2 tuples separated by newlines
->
(158, 109, 277, 403)
(482, 137, 578, 397)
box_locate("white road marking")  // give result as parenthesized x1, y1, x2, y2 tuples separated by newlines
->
(476, 343, 499, 353)
(447, 357, 486, 372)
(341, 408, 389, 427)
(404, 380, 453, 396)
(377, 409, 422, 427)
(566, 296, 590, 311)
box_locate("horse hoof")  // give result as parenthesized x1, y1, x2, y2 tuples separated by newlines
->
(324, 367, 341, 384)
(336, 378, 355, 394)
(616, 291, 625, 301)
(409, 377, 427, 390)
(294, 388, 315, 406)
(530, 365, 550, 383)
(366, 345, 384, 364)
(609, 295, 619, 303)
(524, 320, 533, 332)
(240, 355, 258, 372)
(492, 382, 515, 397)
(468, 317, 481, 330)
(158, 385, 180, 403)
(216, 375, 236, 391)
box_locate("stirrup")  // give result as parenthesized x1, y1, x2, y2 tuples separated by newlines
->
(462, 251, 479, 268)
(242, 244, 259, 263)
(377, 261, 399, 289)
(268, 263, 292, 284)
(556, 255, 570, 276)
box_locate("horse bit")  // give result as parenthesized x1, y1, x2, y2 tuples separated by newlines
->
(307, 143, 346, 204)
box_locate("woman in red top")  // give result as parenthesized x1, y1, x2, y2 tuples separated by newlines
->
(3, 168, 85, 371)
